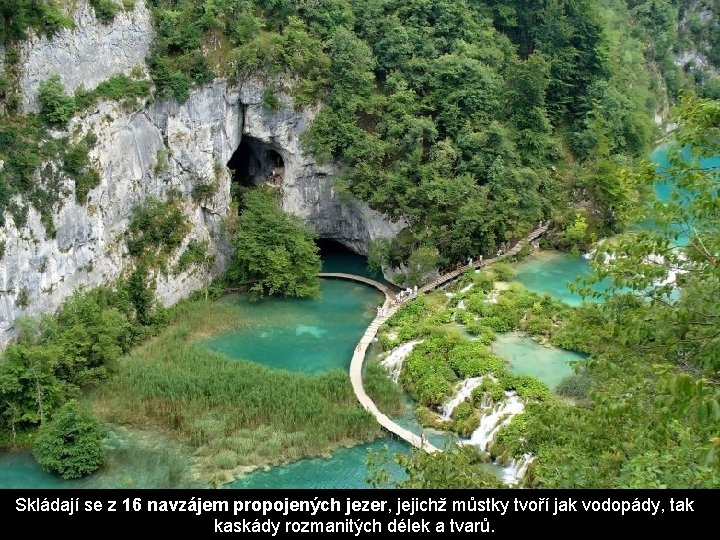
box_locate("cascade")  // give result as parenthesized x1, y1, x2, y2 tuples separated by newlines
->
(502, 453, 536, 486)
(380, 341, 422, 383)
(440, 377, 484, 420)
(464, 392, 525, 451)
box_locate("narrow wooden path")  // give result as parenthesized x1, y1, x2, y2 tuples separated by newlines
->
(319, 224, 548, 453)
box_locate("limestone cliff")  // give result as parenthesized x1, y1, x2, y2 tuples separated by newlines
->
(0, 0, 403, 345)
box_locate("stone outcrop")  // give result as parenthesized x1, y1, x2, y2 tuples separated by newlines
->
(0, 81, 240, 344)
(0, 1, 404, 346)
(17, 0, 153, 113)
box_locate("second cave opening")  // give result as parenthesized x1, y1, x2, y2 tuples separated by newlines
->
(227, 137, 285, 188)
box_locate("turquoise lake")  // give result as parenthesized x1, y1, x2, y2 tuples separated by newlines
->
(3, 145, 715, 488)
(203, 278, 382, 373)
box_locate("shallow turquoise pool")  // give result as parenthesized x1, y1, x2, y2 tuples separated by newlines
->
(491, 332, 584, 389)
(203, 279, 382, 373)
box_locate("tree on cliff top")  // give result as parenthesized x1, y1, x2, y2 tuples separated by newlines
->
(227, 187, 321, 299)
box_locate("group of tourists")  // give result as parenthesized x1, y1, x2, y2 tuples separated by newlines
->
(395, 285, 418, 305)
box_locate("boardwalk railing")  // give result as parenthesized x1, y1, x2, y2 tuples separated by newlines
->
(318, 224, 549, 453)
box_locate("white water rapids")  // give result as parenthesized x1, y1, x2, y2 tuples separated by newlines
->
(464, 391, 525, 451)
(380, 340, 422, 383)
(439, 377, 484, 419)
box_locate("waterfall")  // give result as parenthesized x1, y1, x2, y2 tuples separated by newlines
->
(380, 340, 422, 383)
(464, 392, 525, 451)
(502, 453, 536, 486)
(440, 377, 484, 420)
(457, 299, 466, 310)
(460, 283, 474, 293)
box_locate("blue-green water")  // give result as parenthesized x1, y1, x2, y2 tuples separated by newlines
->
(492, 332, 584, 389)
(0, 452, 86, 488)
(203, 279, 382, 373)
(231, 397, 466, 488)
(0, 429, 194, 488)
(513, 251, 596, 306)
(651, 143, 720, 203)
(514, 145, 719, 304)
(228, 438, 409, 489)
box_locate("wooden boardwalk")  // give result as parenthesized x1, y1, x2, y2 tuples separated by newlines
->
(319, 224, 548, 453)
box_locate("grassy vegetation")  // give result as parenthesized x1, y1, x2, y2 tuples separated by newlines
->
(89, 0, 122, 23)
(363, 360, 403, 417)
(92, 300, 386, 484)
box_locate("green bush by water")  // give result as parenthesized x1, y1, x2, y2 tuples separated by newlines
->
(33, 400, 105, 479)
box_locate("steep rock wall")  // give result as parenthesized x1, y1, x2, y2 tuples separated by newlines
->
(1, 81, 239, 345)
(17, 0, 153, 113)
(239, 80, 404, 255)
(0, 3, 403, 346)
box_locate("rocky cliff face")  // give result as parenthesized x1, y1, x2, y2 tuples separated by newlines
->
(17, 0, 154, 114)
(0, 1, 403, 346)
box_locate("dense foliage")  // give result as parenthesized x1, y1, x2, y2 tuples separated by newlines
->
(584, 95, 720, 375)
(0, 283, 163, 444)
(33, 400, 105, 479)
(227, 187, 321, 298)
(1, 71, 147, 231)
(0, 0, 72, 45)
(123, 0, 662, 269)
(394, 96, 720, 488)
(126, 195, 191, 269)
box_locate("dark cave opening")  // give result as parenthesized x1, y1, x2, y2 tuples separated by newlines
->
(316, 238, 357, 257)
(227, 137, 285, 188)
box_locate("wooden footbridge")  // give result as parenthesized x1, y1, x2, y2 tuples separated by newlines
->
(319, 224, 549, 453)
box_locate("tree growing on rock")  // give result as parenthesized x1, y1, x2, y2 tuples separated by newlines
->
(227, 187, 321, 298)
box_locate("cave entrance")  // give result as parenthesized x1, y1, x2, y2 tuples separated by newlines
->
(316, 238, 380, 279)
(227, 136, 285, 189)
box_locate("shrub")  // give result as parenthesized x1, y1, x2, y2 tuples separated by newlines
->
(491, 262, 516, 281)
(451, 401, 481, 437)
(33, 401, 105, 479)
(90, 0, 121, 24)
(74, 74, 150, 110)
(38, 76, 76, 126)
(472, 271, 495, 292)
(63, 136, 101, 204)
(173, 240, 214, 276)
(504, 375, 550, 401)
(126, 196, 190, 268)
(262, 87, 282, 111)
(464, 322, 496, 344)
(481, 316, 514, 332)
(473, 378, 505, 404)
(191, 182, 218, 204)
(16, 287, 30, 308)
(449, 342, 505, 378)
(522, 314, 553, 336)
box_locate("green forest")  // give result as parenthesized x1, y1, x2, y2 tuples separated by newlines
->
(0, 0, 719, 488)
